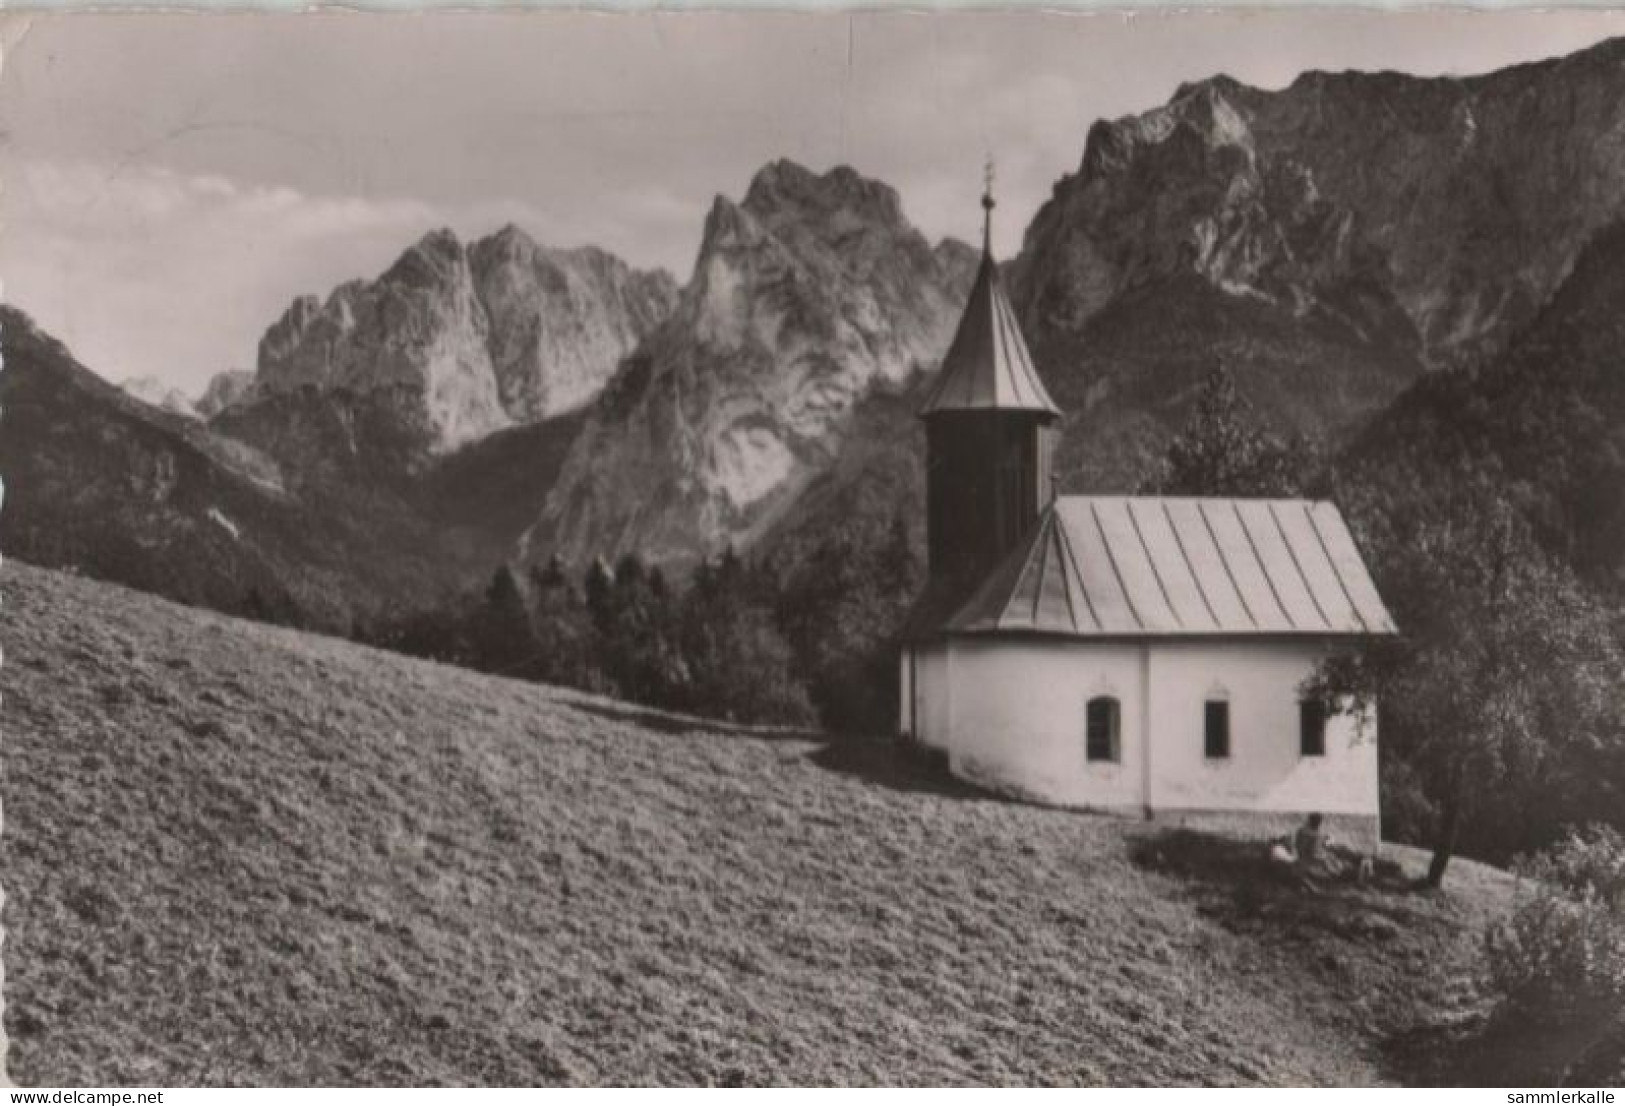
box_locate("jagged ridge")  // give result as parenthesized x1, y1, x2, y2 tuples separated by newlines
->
(527, 160, 978, 566)
(250, 226, 678, 452)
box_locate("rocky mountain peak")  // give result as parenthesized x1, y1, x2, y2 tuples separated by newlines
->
(684, 198, 779, 350)
(196, 369, 258, 419)
(469, 223, 559, 274)
(245, 224, 677, 456)
(742, 159, 908, 233)
(1023, 44, 1625, 374)
(484, 222, 532, 249)
(1080, 77, 1256, 182)
(260, 295, 321, 365)
(1169, 72, 1247, 103)
(254, 226, 503, 452)
(411, 225, 465, 260)
(119, 375, 199, 419)
(1166, 79, 1255, 149)
(695, 194, 763, 260)
(528, 160, 977, 567)
(373, 227, 470, 293)
(469, 225, 679, 421)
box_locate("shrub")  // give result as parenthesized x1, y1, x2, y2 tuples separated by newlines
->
(1486, 826, 1625, 1017)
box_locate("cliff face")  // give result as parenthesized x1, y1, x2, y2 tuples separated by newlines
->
(196, 369, 257, 419)
(470, 229, 679, 422)
(251, 226, 677, 454)
(1019, 39, 1625, 370)
(1002, 38, 1625, 489)
(527, 161, 977, 566)
(1346, 217, 1625, 600)
(257, 230, 507, 452)
(1233, 45, 1625, 363)
(120, 376, 200, 419)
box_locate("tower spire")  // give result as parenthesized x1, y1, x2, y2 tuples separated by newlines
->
(917, 154, 1061, 600)
(981, 157, 996, 256)
(918, 156, 1059, 420)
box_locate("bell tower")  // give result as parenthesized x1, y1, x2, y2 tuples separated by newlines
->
(919, 165, 1062, 599)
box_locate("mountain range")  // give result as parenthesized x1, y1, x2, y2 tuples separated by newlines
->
(6, 35, 1625, 629)
(1012, 35, 1625, 487)
(526, 160, 978, 566)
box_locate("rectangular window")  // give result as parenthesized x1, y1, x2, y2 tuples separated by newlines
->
(1300, 700, 1327, 757)
(1086, 697, 1119, 762)
(1204, 700, 1230, 759)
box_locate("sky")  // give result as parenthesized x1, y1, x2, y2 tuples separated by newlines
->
(3, 10, 1623, 395)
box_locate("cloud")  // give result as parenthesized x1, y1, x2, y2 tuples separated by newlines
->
(3, 160, 629, 395)
(2, 161, 431, 392)
(5, 11, 1622, 395)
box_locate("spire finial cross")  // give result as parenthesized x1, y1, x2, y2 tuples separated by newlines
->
(981, 156, 997, 254)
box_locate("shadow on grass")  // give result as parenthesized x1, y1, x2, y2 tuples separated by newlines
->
(565, 697, 824, 742)
(1133, 826, 1414, 888)
(1129, 828, 1617, 1086)
(1129, 827, 1443, 947)
(1383, 999, 1625, 1087)
(566, 697, 994, 802)
(807, 737, 991, 800)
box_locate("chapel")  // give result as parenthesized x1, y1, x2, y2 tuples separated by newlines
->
(898, 182, 1395, 848)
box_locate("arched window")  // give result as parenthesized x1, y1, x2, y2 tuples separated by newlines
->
(1204, 699, 1231, 759)
(1086, 696, 1120, 762)
(1300, 699, 1328, 757)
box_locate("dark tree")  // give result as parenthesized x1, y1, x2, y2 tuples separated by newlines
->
(528, 557, 600, 691)
(1310, 478, 1623, 886)
(590, 554, 687, 705)
(584, 557, 615, 628)
(1144, 365, 1315, 497)
(471, 565, 539, 677)
(532, 553, 569, 592)
(778, 506, 924, 734)
(677, 550, 813, 725)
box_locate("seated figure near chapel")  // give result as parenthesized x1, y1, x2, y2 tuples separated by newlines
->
(1292, 813, 1345, 879)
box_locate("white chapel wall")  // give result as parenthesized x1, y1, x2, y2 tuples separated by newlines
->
(911, 635, 1380, 845)
(911, 643, 953, 748)
(936, 637, 1146, 813)
(898, 650, 912, 737)
(1145, 641, 1379, 821)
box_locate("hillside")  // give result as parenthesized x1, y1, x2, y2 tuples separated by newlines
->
(1342, 218, 1625, 605)
(2, 561, 1525, 1086)
(0, 307, 521, 634)
(0, 308, 336, 629)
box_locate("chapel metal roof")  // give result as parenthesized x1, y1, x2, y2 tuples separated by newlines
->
(944, 497, 1397, 639)
(917, 196, 1061, 418)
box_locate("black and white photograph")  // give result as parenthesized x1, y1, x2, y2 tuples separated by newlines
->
(2, 7, 1624, 1088)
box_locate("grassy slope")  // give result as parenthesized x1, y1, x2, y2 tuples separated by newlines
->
(2, 561, 1514, 1086)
